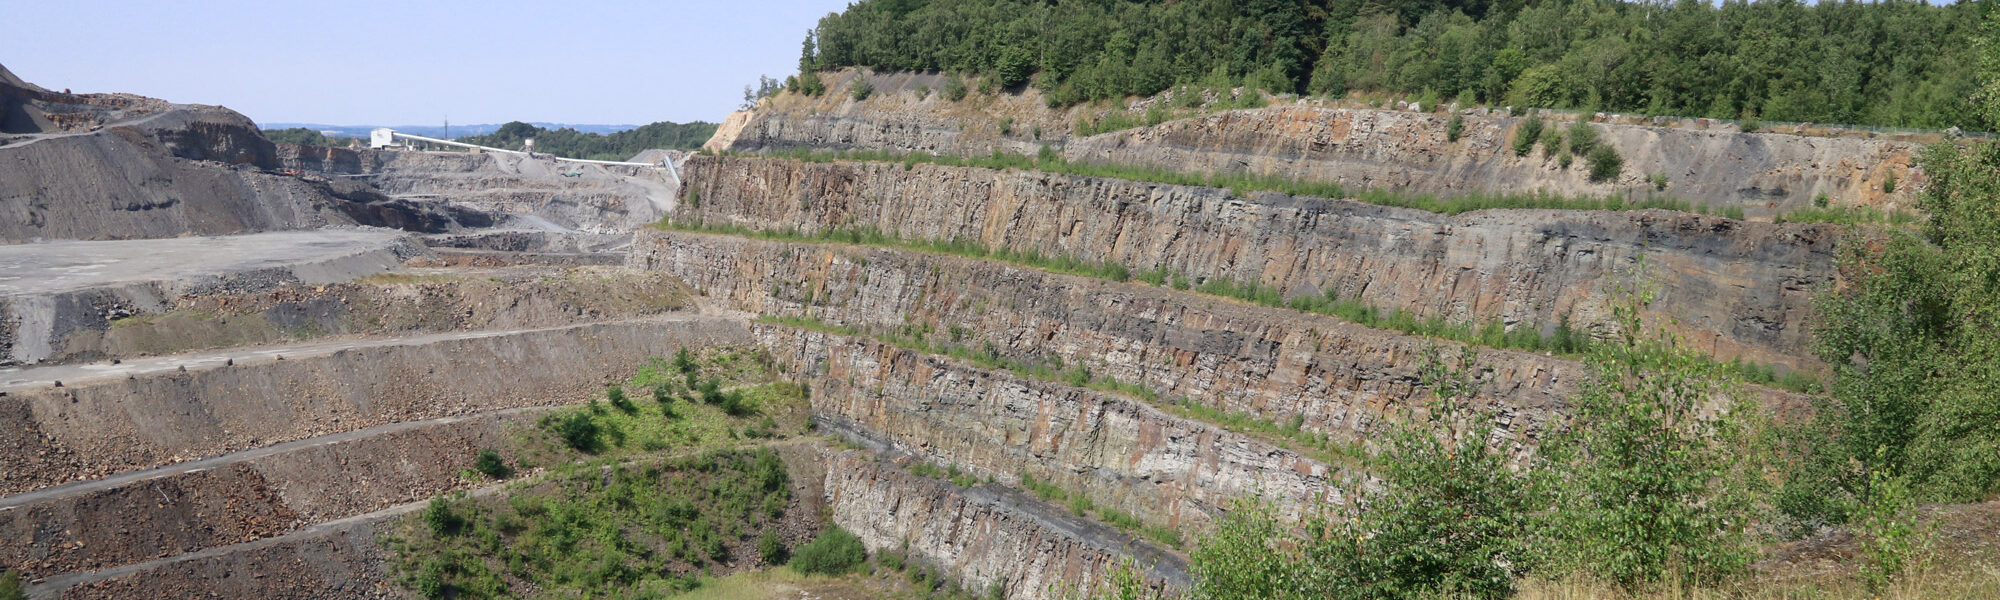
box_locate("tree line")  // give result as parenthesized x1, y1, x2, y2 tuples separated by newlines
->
(800, 0, 1993, 131)
(454, 120, 718, 161)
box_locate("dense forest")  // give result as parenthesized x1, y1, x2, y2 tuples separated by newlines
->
(455, 120, 718, 161)
(800, 0, 1995, 131)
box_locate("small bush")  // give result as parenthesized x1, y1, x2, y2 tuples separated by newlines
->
(1739, 115, 1762, 132)
(1557, 150, 1574, 169)
(998, 117, 1013, 136)
(673, 348, 698, 374)
(760, 530, 789, 564)
(1538, 122, 1563, 155)
(1504, 116, 1536, 156)
(0, 569, 22, 600)
(548, 412, 601, 452)
(791, 526, 867, 575)
(1882, 172, 1897, 193)
(850, 78, 874, 101)
(423, 496, 462, 537)
(1446, 114, 1464, 142)
(1814, 192, 1831, 208)
(943, 74, 968, 101)
(607, 386, 636, 414)
(1587, 145, 1623, 182)
(473, 449, 511, 479)
(1568, 118, 1600, 155)
(1650, 172, 1670, 191)
(795, 71, 826, 96)
(914, 84, 930, 99)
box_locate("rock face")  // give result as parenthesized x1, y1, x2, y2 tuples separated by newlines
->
(635, 230, 1580, 444)
(0, 316, 750, 496)
(763, 324, 1345, 532)
(716, 70, 1922, 216)
(822, 449, 1186, 600)
(1065, 106, 1923, 217)
(677, 157, 1838, 370)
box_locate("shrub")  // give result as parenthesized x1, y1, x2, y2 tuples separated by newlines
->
(1538, 122, 1564, 155)
(1814, 192, 1832, 208)
(1586, 145, 1623, 182)
(850, 78, 874, 101)
(1650, 172, 1669, 191)
(473, 449, 511, 479)
(795, 70, 826, 96)
(914, 84, 930, 99)
(1557, 150, 1574, 169)
(1512, 116, 1544, 155)
(943, 73, 968, 101)
(1739, 115, 1761, 132)
(1882, 171, 1897, 193)
(998, 117, 1013, 136)
(673, 348, 699, 374)
(759, 530, 789, 564)
(791, 526, 867, 575)
(607, 386, 636, 414)
(548, 412, 601, 452)
(423, 496, 463, 537)
(1446, 113, 1464, 142)
(1568, 118, 1600, 155)
(0, 569, 21, 600)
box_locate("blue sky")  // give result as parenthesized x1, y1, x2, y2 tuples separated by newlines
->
(0, 0, 851, 126)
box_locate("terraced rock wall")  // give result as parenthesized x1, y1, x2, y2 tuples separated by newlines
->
(635, 230, 1578, 443)
(677, 157, 1836, 370)
(822, 449, 1186, 600)
(763, 325, 1343, 531)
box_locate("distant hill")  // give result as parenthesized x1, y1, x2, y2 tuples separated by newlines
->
(261, 122, 642, 139)
(452, 120, 718, 161)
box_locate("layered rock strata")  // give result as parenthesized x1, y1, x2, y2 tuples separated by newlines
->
(763, 325, 1344, 531)
(636, 230, 1577, 445)
(675, 157, 1836, 370)
(823, 449, 1186, 600)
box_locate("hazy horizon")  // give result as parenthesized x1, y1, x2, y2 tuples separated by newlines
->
(0, 0, 848, 127)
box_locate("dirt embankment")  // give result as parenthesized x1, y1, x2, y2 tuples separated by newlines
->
(28, 265, 693, 366)
(677, 156, 1838, 370)
(0, 316, 750, 496)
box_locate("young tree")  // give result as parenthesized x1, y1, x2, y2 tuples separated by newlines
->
(1541, 271, 1763, 590)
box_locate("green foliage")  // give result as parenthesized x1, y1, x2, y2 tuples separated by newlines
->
(850, 78, 875, 101)
(606, 385, 636, 415)
(454, 120, 717, 161)
(1445, 113, 1463, 142)
(1814, 192, 1832, 208)
(1538, 273, 1762, 590)
(473, 449, 512, 479)
(388, 450, 793, 599)
(1567, 118, 1600, 156)
(759, 530, 788, 565)
(1782, 141, 2000, 530)
(943, 73, 969, 101)
(790, 526, 867, 575)
(1883, 171, 1898, 194)
(262, 127, 338, 147)
(1650, 172, 1669, 191)
(673, 347, 699, 375)
(1512, 116, 1542, 157)
(1586, 145, 1623, 183)
(795, 70, 827, 96)
(0, 569, 22, 600)
(546, 411, 602, 453)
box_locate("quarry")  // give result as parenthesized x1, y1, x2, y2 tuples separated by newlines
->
(1, 42, 1994, 600)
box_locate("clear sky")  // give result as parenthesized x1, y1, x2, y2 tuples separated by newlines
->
(0, 0, 851, 126)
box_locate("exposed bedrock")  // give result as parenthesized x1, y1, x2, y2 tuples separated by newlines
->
(0, 409, 545, 579)
(713, 71, 1922, 216)
(678, 157, 1838, 370)
(1065, 106, 1923, 217)
(764, 324, 1344, 533)
(45, 523, 398, 600)
(635, 231, 1579, 445)
(823, 449, 1187, 600)
(0, 316, 750, 496)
